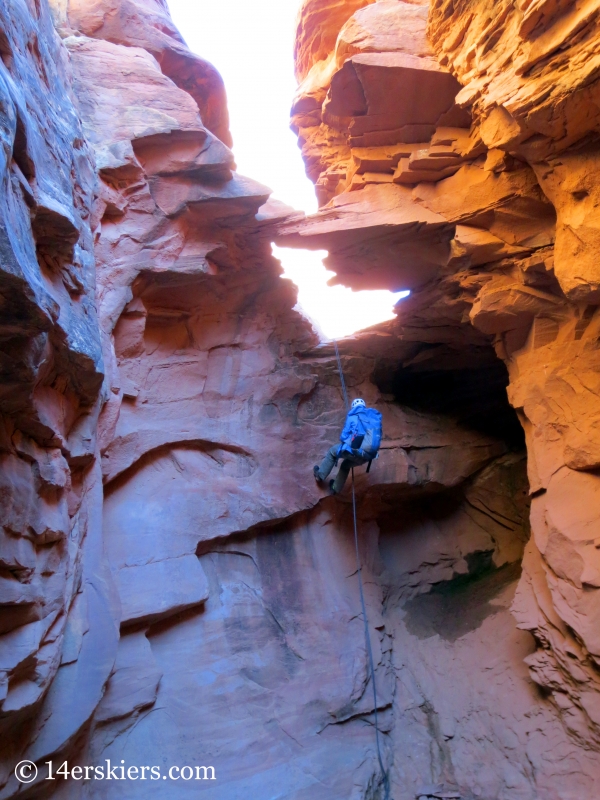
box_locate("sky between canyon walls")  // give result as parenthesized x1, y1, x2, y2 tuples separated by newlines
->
(166, 0, 408, 339)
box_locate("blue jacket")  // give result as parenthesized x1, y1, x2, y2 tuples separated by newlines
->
(338, 407, 363, 453)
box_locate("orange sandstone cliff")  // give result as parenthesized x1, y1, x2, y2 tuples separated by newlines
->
(277, 0, 600, 795)
(0, 1, 598, 799)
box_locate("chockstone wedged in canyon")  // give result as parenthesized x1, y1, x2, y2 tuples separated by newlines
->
(0, 0, 599, 798)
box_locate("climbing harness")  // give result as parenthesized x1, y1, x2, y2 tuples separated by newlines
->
(333, 341, 390, 800)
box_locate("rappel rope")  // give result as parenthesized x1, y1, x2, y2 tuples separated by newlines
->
(333, 341, 390, 800)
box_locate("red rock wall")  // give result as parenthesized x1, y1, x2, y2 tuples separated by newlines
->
(426, 7, 600, 726)
(279, 0, 600, 795)
(1, 1, 599, 799)
(0, 0, 115, 789)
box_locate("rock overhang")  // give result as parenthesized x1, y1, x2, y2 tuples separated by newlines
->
(1, 0, 600, 797)
(275, 183, 455, 292)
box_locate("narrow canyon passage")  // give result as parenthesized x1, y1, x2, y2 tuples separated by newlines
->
(1, 1, 600, 800)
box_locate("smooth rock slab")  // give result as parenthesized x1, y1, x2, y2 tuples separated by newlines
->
(96, 631, 162, 722)
(117, 555, 209, 627)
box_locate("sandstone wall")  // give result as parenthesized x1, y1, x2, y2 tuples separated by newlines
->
(0, 0, 114, 790)
(1, 1, 599, 799)
(278, 0, 600, 796)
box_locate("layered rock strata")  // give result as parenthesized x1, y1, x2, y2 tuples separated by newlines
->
(278, 0, 600, 795)
(0, 0, 113, 789)
(0, 1, 599, 800)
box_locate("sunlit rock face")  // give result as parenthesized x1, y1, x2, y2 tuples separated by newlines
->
(276, 0, 600, 795)
(1, 0, 599, 799)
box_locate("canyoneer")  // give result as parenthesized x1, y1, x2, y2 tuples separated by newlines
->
(313, 398, 383, 494)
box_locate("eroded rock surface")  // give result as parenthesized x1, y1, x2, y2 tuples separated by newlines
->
(278, 0, 600, 795)
(0, 0, 115, 791)
(1, 0, 599, 799)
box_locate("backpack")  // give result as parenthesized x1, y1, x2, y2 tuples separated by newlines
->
(339, 407, 382, 463)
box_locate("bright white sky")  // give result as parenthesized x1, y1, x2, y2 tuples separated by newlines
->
(167, 0, 407, 339)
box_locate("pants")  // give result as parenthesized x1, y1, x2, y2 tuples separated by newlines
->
(317, 445, 363, 494)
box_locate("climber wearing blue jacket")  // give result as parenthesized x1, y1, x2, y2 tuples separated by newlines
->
(313, 398, 383, 495)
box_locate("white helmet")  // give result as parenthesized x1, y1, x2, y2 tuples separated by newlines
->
(351, 398, 366, 409)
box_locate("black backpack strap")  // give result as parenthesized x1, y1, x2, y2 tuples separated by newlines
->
(366, 460, 372, 474)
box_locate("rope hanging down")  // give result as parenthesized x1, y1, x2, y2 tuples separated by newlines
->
(333, 341, 390, 800)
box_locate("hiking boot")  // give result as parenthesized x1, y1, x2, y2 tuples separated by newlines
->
(313, 465, 323, 484)
(328, 479, 337, 495)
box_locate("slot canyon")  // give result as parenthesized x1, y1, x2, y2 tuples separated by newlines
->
(0, 0, 600, 798)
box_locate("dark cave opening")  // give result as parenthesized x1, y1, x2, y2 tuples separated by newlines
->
(373, 356, 525, 450)
(403, 560, 523, 642)
(372, 348, 531, 635)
